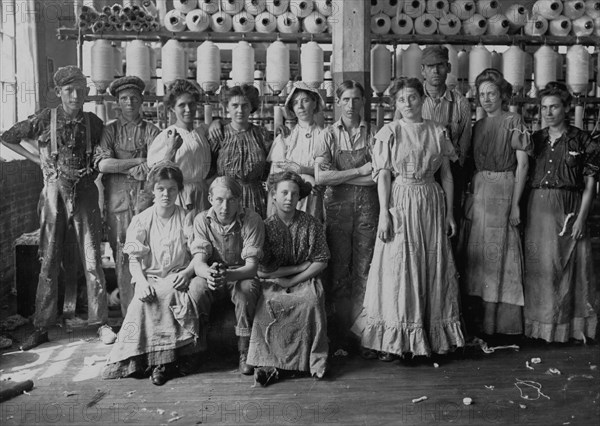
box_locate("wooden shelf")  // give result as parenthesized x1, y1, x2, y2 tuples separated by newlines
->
(370, 33, 600, 47)
(57, 27, 332, 44)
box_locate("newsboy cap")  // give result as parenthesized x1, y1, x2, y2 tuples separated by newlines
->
(421, 46, 449, 65)
(108, 76, 146, 97)
(53, 65, 87, 87)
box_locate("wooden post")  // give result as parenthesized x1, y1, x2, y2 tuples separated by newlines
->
(331, 0, 371, 124)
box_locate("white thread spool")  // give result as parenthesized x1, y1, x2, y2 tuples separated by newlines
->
(505, 3, 527, 33)
(266, 0, 290, 15)
(402, 43, 423, 80)
(563, 0, 586, 19)
(382, 0, 402, 16)
(301, 41, 324, 88)
(314, 0, 332, 16)
(469, 44, 491, 92)
(463, 13, 487, 35)
(204, 104, 213, 125)
(414, 12, 437, 34)
(82, 41, 93, 78)
(289, 0, 313, 18)
(566, 44, 590, 94)
(232, 41, 255, 85)
(197, 41, 221, 93)
(574, 104, 584, 129)
(186, 9, 211, 31)
(266, 40, 290, 94)
(445, 44, 459, 89)
(503, 45, 525, 93)
(371, 13, 392, 34)
(532, 0, 563, 20)
(439, 13, 461, 35)
(391, 13, 414, 35)
(524, 14, 548, 36)
(487, 13, 509, 35)
(142, 0, 159, 17)
(126, 40, 151, 89)
(164, 9, 187, 31)
(323, 70, 334, 97)
(162, 39, 186, 87)
(253, 69, 265, 95)
(91, 39, 114, 93)
(450, 0, 475, 20)
(586, 0, 600, 19)
(476, 0, 499, 18)
(548, 15, 572, 36)
(221, 0, 245, 15)
(371, 44, 392, 95)
(372, 0, 383, 15)
(457, 48, 469, 95)
(572, 15, 594, 36)
(534, 45, 557, 90)
(491, 50, 502, 71)
(156, 0, 168, 25)
(277, 11, 300, 32)
(273, 105, 285, 133)
(148, 46, 158, 94)
(198, 0, 219, 14)
(255, 11, 277, 31)
(233, 11, 256, 31)
(173, 0, 198, 14)
(303, 11, 327, 32)
(403, 0, 426, 18)
(426, 0, 448, 19)
(245, 0, 266, 15)
(395, 46, 403, 78)
(211, 11, 233, 31)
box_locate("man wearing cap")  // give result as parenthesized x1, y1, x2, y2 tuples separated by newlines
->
(420, 45, 472, 247)
(95, 76, 161, 317)
(1, 65, 114, 350)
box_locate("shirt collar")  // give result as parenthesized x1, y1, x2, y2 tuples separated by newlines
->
(334, 119, 367, 132)
(424, 85, 453, 102)
(206, 206, 246, 227)
(117, 115, 143, 127)
(57, 105, 85, 123)
(541, 124, 578, 144)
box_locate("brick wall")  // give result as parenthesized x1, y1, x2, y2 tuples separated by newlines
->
(0, 160, 43, 297)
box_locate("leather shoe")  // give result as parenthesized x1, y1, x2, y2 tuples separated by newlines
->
(378, 351, 396, 362)
(20, 329, 49, 351)
(239, 352, 253, 375)
(360, 347, 378, 360)
(151, 365, 168, 386)
(254, 366, 278, 386)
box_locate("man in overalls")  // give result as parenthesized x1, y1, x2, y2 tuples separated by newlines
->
(1, 66, 114, 350)
(95, 76, 160, 317)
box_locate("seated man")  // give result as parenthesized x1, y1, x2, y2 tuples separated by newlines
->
(190, 177, 265, 375)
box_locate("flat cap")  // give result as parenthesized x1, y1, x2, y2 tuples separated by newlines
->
(284, 81, 325, 116)
(53, 65, 86, 87)
(108, 76, 145, 97)
(422, 45, 449, 65)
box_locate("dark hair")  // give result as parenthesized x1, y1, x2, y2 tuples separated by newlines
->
(475, 68, 512, 108)
(539, 81, 572, 107)
(209, 176, 243, 199)
(268, 171, 313, 200)
(221, 84, 260, 113)
(335, 80, 366, 100)
(147, 161, 184, 191)
(164, 79, 201, 109)
(389, 77, 425, 100)
(286, 88, 322, 116)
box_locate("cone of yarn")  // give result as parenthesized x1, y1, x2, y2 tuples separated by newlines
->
(571, 15, 594, 36)
(221, 0, 245, 15)
(502, 45, 525, 92)
(524, 14, 548, 36)
(148, 47, 158, 93)
(277, 11, 300, 32)
(437, 12, 460, 35)
(266, 40, 290, 94)
(391, 13, 414, 34)
(425, 0, 448, 19)
(505, 3, 527, 33)
(371, 0, 383, 15)
(476, 0, 499, 18)
(586, 0, 600, 19)
(164, 9, 187, 31)
(303, 10, 327, 33)
(233, 11, 256, 31)
(255, 11, 277, 31)
(253, 69, 265, 95)
(211, 11, 234, 31)
(457, 48, 469, 94)
(548, 15, 572, 36)
(486, 13, 509, 35)
(204, 104, 213, 125)
(532, 0, 563, 20)
(173, 0, 198, 14)
(126, 40, 152, 89)
(314, 0, 332, 16)
(556, 52, 564, 80)
(91, 39, 114, 93)
(266, 0, 290, 15)
(198, 0, 219, 14)
(382, 0, 402, 16)
(449, 0, 475, 20)
(534, 45, 557, 90)
(82, 41, 93, 78)
(414, 12, 437, 34)
(186, 9, 211, 31)
(563, 0, 586, 19)
(566, 44, 590, 94)
(162, 39, 187, 87)
(196, 41, 221, 93)
(142, 0, 159, 17)
(490, 50, 502, 71)
(322, 70, 334, 97)
(245, 0, 266, 15)
(462, 13, 487, 35)
(468, 44, 491, 90)
(395, 47, 403, 78)
(445, 44, 459, 89)
(371, 12, 392, 34)
(289, 0, 313, 18)
(402, 0, 426, 18)
(231, 41, 255, 85)
(402, 43, 423, 80)
(301, 41, 324, 88)
(371, 44, 392, 95)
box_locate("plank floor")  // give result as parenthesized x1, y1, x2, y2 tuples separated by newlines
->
(1, 324, 599, 426)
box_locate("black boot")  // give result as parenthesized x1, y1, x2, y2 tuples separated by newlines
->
(238, 336, 253, 375)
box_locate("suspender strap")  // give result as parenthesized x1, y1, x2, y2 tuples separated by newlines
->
(50, 108, 58, 156)
(447, 90, 454, 125)
(84, 112, 92, 156)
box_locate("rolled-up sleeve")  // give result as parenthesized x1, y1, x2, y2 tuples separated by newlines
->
(313, 129, 334, 170)
(93, 123, 116, 169)
(508, 114, 532, 153)
(372, 124, 394, 181)
(123, 215, 150, 259)
(241, 212, 264, 261)
(190, 213, 214, 259)
(2, 113, 43, 145)
(147, 130, 168, 167)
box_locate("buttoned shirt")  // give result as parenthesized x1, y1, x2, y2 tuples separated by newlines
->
(314, 119, 373, 171)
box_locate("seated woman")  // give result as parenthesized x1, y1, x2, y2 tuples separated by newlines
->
(247, 172, 330, 386)
(102, 162, 203, 386)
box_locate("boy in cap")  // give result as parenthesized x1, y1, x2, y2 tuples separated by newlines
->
(1, 65, 115, 350)
(95, 76, 160, 317)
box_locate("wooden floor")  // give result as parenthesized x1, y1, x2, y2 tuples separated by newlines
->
(1, 324, 599, 426)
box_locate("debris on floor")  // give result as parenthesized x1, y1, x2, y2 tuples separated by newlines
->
(412, 396, 428, 403)
(545, 368, 561, 375)
(462, 397, 473, 405)
(531, 357, 542, 364)
(333, 349, 348, 357)
(514, 378, 550, 400)
(484, 385, 495, 390)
